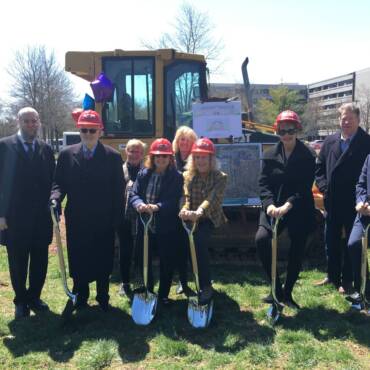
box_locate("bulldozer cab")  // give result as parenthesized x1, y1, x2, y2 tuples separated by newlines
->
(65, 49, 208, 151)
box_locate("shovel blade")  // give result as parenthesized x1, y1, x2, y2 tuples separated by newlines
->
(132, 291, 157, 325)
(187, 298, 214, 328)
(267, 302, 282, 325)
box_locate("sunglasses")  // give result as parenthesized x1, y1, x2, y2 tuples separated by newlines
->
(154, 154, 170, 158)
(22, 119, 38, 124)
(278, 128, 297, 136)
(80, 128, 98, 134)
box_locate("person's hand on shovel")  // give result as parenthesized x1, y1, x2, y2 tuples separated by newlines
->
(267, 202, 292, 218)
(355, 201, 370, 216)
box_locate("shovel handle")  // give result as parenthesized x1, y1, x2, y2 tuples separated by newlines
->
(49, 206, 77, 305)
(360, 223, 370, 298)
(182, 220, 200, 293)
(140, 213, 153, 289)
(271, 216, 281, 304)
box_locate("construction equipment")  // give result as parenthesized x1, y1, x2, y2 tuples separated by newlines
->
(131, 213, 157, 325)
(65, 49, 323, 257)
(182, 220, 214, 328)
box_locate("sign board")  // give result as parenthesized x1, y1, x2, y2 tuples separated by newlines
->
(216, 143, 262, 206)
(192, 101, 242, 139)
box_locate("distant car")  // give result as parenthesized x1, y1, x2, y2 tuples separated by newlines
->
(309, 139, 324, 151)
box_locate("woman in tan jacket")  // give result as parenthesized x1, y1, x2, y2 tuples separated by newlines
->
(179, 138, 227, 304)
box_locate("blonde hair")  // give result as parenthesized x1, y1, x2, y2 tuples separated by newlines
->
(172, 126, 198, 153)
(185, 153, 218, 179)
(126, 139, 146, 152)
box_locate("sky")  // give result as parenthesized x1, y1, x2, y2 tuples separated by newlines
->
(1, 0, 370, 100)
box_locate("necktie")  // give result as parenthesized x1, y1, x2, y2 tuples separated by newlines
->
(25, 142, 34, 160)
(85, 149, 93, 160)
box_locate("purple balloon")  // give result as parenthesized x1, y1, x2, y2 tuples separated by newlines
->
(90, 72, 114, 102)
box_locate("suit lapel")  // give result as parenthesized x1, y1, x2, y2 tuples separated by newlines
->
(72, 143, 84, 167)
(333, 129, 361, 170)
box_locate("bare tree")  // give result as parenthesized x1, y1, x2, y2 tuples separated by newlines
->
(0, 99, 17, 138)
(7, 45, 77, 148)
(357, 86, 370, 133)
(301, 99, 321, 139)
(142, 2, 224, 73)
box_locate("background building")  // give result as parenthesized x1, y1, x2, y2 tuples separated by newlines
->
(308, 68, 370, 136)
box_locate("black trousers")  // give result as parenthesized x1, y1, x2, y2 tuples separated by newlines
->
(118, 219, 136, 284)
(72, 275, 110, 305)
(174, 227, 189, 287)
(325, 215, 354, 287)
(6, 241, 49, 305)
(255, 223, 307, 298)
(192, 220, 214, 291)
(348, 216, 369, 292)
(135, 229, 179, 298)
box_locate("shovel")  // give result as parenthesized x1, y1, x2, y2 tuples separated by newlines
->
(267, 216, 284, 324)
(131, 212, 157, 325)
(350, 223, 369, 314)
(50, 206, 78, 316)
(182, 220, 214, 328)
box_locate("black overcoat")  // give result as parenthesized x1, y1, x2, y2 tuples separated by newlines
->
(130, 166, 183, 235)
(258, 139, 316, 232)
(315, 128, 370, 222)
(0, 134, 55, 246)
(51, 142, 124, 282)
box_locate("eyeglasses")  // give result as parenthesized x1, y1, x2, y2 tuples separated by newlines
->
(154, 154, 170, 158)
(80, 128, 98, 134)
(22, 119, 38, 124)
(278, 128, 297, 136)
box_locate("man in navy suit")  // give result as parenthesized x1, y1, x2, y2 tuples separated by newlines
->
(347, 155, 370, 302)
(315, 103, 370, 293)
(0, 107, 55, 319)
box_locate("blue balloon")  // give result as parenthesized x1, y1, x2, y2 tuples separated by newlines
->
(82, 94, 95, 110)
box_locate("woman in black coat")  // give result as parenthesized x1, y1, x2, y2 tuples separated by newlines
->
(255, 110, 316, 309)
(130, 138, 183, 305)
(51, 110, 124, 312)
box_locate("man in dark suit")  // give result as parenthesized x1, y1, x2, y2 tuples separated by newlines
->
(315, 103, 370, 293)
(0, 107, 55, 319)
(51, 110, 124, 316)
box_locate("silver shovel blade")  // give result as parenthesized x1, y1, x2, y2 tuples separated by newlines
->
(267, 302, 282, 325)
(187, 297, 214, 328)
(131, 291, 157, 325)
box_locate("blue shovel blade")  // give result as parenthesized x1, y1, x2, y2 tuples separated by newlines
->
(187, 298, 214, 328)
(132, 291, 157, 325)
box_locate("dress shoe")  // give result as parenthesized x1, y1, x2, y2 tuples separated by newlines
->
(160, 297, 174, 306)
(198, 286, 214, 305)
(262, 293, 274, 304)
(284, 293, 301, 310)
(15, 304, 30, 319)
(346, 291, 361, 304)
(99, 301, 111, 312)
(28, 299, 49, 312)
(182, 285, 196, 297)
(119, 283, 132, 297)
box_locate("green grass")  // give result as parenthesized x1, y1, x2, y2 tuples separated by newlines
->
(0, 247, 369, 369)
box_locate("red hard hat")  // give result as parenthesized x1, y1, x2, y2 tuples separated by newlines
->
(191, 138, 215, 155)
(76, 110, 104, 129)
(71, 108, 84, 123)
(273, 110, 302, 131)
(149, 138, 173, 155)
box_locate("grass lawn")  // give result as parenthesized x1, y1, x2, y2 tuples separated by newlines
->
(0, 245, 369, 370)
